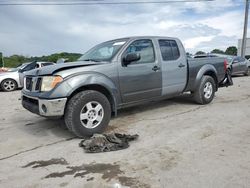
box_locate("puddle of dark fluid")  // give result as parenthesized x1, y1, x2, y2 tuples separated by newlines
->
(22, 158, 68, 168)
(23, 160, 150, 188)
(44, 163, 151, 188)
(86, 177, 94, 181)
(45, 163, 122, 180)
(118, 176, 143, 188)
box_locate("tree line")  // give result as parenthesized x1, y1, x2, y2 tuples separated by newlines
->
(194, 46, 237, 56)
(0, 52, 82, 68)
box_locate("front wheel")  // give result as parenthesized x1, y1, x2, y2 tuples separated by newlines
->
(64, 90, 111, 138)
(193, 75, 216, 105)
(1, 79, 18, 92)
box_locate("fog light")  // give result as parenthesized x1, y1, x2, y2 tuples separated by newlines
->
(41, 104, 47, 113)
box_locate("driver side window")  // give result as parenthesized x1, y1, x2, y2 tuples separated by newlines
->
(124, 39, 155, 64)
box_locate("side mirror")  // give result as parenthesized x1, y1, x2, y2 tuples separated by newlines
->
(123, 53, 140, 66)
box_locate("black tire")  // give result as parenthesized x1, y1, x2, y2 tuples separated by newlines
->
(64, 90, 111, 138)
(244, 68, 249, 76)
(1, 79, 18, 92)
(193, 75, 216, 105)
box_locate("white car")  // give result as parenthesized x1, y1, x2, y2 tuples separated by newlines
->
(0, 61, 54, 92)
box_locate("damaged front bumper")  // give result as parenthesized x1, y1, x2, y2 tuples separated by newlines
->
(22, 94, 67, 117)
(219, 69, 233, 87)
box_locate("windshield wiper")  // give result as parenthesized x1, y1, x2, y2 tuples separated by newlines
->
(80, 59, 101, 62)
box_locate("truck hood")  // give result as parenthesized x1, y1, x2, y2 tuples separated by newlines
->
(25, 61, 103, 76)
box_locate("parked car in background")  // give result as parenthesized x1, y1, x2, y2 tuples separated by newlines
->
(0, 61, 54, 92)
(227, 56, 249, 76)
(194, 53, 249, 76)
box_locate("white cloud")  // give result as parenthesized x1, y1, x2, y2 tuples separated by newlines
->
(184, 0, 240, 13)
(184, 36, 215, 49)
(0, 0, 246, 56)
(201, 11, 244, 37)
(196, 35, 238, 52)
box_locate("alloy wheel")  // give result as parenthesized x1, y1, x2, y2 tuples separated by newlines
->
(80, 101, 104, 129)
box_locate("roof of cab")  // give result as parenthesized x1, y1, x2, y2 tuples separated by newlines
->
(105, 36, 180, 42)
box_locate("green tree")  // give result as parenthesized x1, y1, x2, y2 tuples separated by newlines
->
(195, 51, 206, 55)
(211, 49, 224, 54)
(225, 46, 237, 56)
(4, 55, 26, 68)
(2, 52, 83, 67)
(0, 52, 3, 67)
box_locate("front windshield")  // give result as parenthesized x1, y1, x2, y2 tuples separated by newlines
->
(7, 64, 27, 72)
(78, 39, 128, 62)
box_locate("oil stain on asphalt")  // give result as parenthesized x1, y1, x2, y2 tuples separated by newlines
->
(22, 158, 68, 168)
(23, 159, 150, 187)
(44, 163, 122, 179)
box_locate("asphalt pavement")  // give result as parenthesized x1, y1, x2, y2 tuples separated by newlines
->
(0, 76, 250, 188)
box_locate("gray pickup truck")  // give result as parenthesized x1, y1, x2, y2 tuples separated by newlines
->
(22, 36, 232, 137)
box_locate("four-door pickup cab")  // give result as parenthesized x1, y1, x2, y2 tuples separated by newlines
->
(21, 36, 233, 137)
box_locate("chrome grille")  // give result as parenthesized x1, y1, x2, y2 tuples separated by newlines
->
(25, 77, 33, 91)
(25, 77, 41, 92)
(35, 78, 42, 91)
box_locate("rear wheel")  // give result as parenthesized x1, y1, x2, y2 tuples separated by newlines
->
(244, 68, 249, 76)
(1, 79, 17, 92)
(64, 90, 111, 138)
(193, 75, 216, 105)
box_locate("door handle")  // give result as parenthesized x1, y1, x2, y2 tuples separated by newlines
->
(178, 63, 185, 68)
(152, 66, 160, 72)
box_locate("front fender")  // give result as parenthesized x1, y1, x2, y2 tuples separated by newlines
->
(194, 64, 218, 90)
(41, 72, 120, 114)
(43, 72, 117, 96)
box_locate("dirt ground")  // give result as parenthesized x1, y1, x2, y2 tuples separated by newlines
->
(0, 76, 250, 188)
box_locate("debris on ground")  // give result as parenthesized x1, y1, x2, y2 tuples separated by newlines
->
(79, 133, 139, 153)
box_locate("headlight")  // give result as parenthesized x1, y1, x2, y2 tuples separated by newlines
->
(41, 76, 63, 92)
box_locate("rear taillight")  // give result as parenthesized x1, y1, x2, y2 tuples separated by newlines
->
(224, 59, 228, 71)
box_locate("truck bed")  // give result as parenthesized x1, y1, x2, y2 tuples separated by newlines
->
(185, 57, 226, 92)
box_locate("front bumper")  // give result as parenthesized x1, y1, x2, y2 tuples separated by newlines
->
(22, 94, 67, 117)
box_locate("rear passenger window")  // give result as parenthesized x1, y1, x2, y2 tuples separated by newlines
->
(159, 40, 180, 61)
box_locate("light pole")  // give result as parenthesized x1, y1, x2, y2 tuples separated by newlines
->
(241, 0, 249, 58)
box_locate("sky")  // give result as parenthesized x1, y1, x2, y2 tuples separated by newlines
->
(0, 0, 248, 56)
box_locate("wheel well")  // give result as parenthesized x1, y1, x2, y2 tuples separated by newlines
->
(67, 84, 116, 115)
(204, 71, 218, 90)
